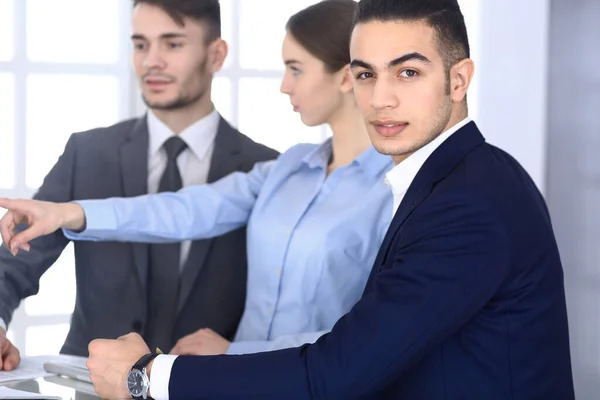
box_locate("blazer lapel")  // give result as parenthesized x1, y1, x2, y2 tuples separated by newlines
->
(176, 116, 243, 314)
(365, 122, 486, 290)
(119, 117, 150, 292)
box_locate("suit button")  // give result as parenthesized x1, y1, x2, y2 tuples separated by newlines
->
(132, 320, 142, 332)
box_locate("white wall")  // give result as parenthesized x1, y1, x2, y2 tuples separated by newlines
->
(475, 0, 550, 194)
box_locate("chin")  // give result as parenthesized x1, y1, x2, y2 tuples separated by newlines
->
(143, 96, 179, 110)
(299, 115, 317, 127)
(371, 140, 410, 158)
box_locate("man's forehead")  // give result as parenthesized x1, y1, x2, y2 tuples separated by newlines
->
(350, 20, 437, 62)
(132, 4, 198, 30)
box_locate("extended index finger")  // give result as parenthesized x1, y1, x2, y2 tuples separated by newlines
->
(0, 198, 28, 213)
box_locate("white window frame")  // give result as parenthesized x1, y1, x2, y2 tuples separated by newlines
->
(2, 0, 136, 354)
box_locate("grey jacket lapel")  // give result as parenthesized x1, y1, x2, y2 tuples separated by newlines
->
(119, 117, 150, 292)
(176, 116, 242, 314)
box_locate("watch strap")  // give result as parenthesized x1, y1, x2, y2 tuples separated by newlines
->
(132, 352, 160, 372)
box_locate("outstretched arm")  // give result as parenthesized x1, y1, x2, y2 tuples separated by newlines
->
(0, 160, 275, 251)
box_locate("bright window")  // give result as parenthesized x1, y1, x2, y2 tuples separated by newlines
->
(0, 0, 13, 61)
(1, 0, 133, 355)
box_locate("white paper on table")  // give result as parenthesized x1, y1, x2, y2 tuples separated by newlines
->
(0, 356, 52, 384)
(0, 354, 88, 384)
(0, 386, 61, 399)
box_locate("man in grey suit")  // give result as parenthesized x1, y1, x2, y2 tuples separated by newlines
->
(0, 0, 278, 369)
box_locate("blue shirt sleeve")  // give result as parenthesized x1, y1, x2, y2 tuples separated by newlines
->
(63, 160, 275, 243)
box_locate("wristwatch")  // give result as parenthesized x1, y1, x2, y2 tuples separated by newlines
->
(127, 353, 159, 399)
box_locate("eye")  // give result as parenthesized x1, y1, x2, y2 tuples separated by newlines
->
(133, 42, 146, 51)
(399, 69, 418, 78)
(290, 66, 301, 76)
(356, 71, 374, 80)
(167, 42, 183, 49)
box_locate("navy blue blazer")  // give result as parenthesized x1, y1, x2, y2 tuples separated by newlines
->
(167, 122, 574, 399)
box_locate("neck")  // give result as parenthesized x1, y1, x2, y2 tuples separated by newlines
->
(150, 95, 214, 134)
(328, 99, 372, 169)
(444, 105, 468, 134)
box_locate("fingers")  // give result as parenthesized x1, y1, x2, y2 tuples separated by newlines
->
(169, 339, 183, 355)
(0, 198, 19, 211)
(117, 332, 140, 340)
(0, 212, 18, 251)
(88, 338, 108, 355)
(170, 339, 192, 355)
(8, 226, 43, 254)
(170, 342, 193, 355)
(0, 335, 17, 371)
(2, 345, 20, 371)
(170, 336, 203, 355)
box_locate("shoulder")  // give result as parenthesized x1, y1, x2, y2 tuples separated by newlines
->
(222, 121, 279, 162)
(69, 117, 141, 146)
(248, 143, 321, 179)
(280, 142, 321, 160)
(406, 182, 507, 245)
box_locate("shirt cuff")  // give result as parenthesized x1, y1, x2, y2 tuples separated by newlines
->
(149, 354, 178, 400)
(0, 318, 6, 332)
(62, 200, 118, 240)
(225, 340, 268, 355)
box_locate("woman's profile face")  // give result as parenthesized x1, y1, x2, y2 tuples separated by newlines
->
(280, 32, 345, 127)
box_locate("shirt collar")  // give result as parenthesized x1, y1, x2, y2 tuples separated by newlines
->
(302, 139, 393, 178)
(302, 139, 333, 169)
(385, 117, 472, 196)
(147, 108, 220, 161)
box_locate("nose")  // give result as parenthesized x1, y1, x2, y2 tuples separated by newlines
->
(370, 78, 399, 110)
(142, 45, 166, 70)
(280, 73, 292, 95)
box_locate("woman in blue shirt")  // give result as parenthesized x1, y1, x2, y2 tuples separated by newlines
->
(4, 0, 394, 355)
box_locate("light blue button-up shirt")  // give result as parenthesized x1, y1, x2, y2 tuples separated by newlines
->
(65, 140, 394, 354)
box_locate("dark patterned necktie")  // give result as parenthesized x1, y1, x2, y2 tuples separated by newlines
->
(144, 136, 188, 352)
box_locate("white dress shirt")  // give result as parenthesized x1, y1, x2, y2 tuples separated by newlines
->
(385, 117, 472, 215)
(0, 110, 219, 335)
(143, 110, 219, 400)
(148, 117, 472, 400)
(146, 109, 219, 269)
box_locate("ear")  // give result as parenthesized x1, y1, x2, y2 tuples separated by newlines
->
(208, 39, 228, 74)
(337, 64, 353, 94)
(449, 58, 475, 103)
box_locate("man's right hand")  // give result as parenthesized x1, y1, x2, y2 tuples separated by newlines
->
(0, 198, 86, 256)
(0, 328, 20, 371)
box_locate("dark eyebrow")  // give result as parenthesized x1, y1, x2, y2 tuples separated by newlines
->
(131, 33, 187, 41)
(350, 59, 373, 70)
(388, 52, 431, 67)
(350, 52, 431, 71)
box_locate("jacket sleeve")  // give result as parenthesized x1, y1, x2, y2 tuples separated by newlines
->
(0, 134, 77, 327)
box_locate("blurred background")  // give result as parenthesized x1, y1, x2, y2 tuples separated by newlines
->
(0, 0, 597, 398)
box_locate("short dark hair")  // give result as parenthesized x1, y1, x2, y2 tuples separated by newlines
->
(133, 0, 221, 42)
(354, 0, 470, 71)
(286, 0, 358, 73)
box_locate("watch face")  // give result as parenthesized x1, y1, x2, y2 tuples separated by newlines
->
(127, 369, 146, 397)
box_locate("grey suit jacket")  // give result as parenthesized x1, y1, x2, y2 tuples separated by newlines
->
(0, 115, 279, 356)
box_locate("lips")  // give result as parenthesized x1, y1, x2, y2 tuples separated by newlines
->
(144, 78, 172, 91)
(372, 120, 409, 137)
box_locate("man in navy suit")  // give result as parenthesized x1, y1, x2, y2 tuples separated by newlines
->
(0, 0, 574, 398)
